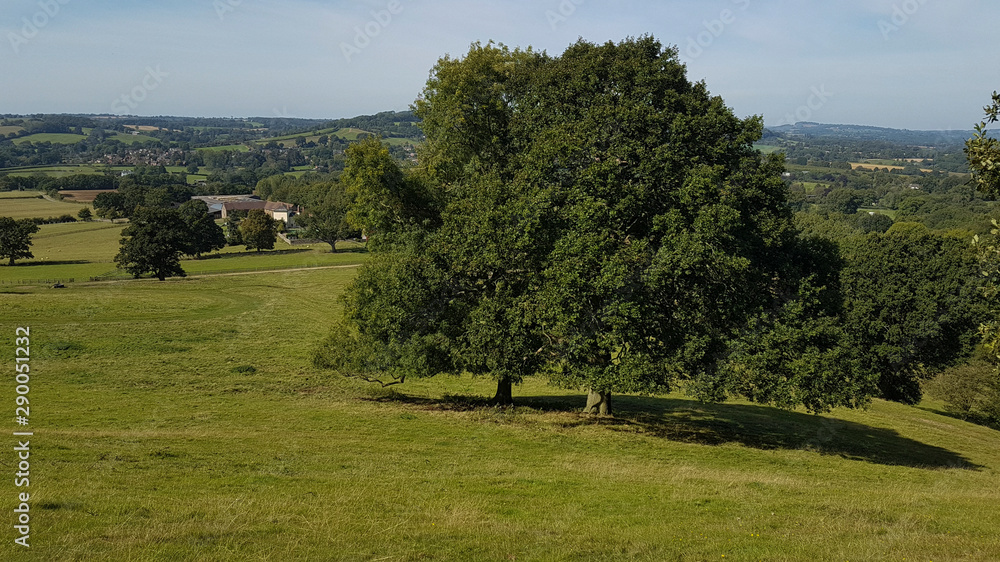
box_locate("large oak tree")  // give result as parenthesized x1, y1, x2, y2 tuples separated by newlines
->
(319, 37, 871, 413)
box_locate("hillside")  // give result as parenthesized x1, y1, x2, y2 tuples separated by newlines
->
(0, 264, 996, 560)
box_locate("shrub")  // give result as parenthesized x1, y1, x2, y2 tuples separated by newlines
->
(926, 361, 1000, 425)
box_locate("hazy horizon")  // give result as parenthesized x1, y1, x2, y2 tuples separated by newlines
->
(3, 0, 998, 131)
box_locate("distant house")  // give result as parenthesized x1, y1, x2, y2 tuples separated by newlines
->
(264, 201, 300, 226)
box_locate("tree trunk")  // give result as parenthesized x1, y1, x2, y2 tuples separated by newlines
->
(489, 377, 514, 407)
(583, 389, 611, 416)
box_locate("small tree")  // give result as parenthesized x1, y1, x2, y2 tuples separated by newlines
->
(114, 207, 189, 280)
(0, 217, 40, 266)
(300, 185, 355, 252)
(224, 216, 244, 246)
(77, 207, 93, 222)
(239, 209, 278, 253)
(178, 199, 225, 258)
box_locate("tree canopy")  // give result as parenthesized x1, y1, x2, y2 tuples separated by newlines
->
(239, 209, 278, 252)
(0, 217, 40, 266)
(841, 226, 986, 403)
(178, 199, 226, 258)
(966, 91, 1000, 196)
(114, 207, 190, 280)
(318, 37, 873, 413)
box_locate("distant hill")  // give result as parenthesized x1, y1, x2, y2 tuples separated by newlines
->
(765, 122, 974, 147)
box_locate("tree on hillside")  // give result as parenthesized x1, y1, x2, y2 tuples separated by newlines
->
(318, 38, 869, 413)
(841, 225, 986, 403)
(239, 209, 278, 252)
(77, 207, 93, 222)
(0, 217, 40, 266)
(178, 199, 225, 258)
(299, 184, 356, 252)
(114, 207, 189, 280)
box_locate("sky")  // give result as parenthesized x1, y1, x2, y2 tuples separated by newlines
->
(1, 0, 998, 130)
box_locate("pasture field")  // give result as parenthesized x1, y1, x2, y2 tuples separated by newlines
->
(0, 264, 998, 561)
(0, 191, 45, 199)
(0, 220, 367, 283)
(0, 195, 86, 220)
(0, 165, 119, 178)
(851, 162, 934, 173)
(12, 133, 88, 145)
(108, 132, 160, 145)
(0, 125, 24, 135)
(196, 144, 251, 153)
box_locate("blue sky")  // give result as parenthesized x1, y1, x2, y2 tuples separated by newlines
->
(1, 0, 997, 130)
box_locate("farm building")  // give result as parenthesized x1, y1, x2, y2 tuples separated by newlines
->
(190, 195, 300, 225)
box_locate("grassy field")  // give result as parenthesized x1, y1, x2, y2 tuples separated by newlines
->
(0, 125, 24, 135)
(0, 260, 997, 560)
(12, 133, 88, 145)
(0, 165, 114, 178)
(0, 191, 45, 199)
(109, 132, 160, 145)
(196, 144, 251, 153)
(0, 196, 86, 220)
(0, 218, 367, 283)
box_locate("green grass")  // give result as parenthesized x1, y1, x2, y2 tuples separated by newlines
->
(0, 196, 86, 219)
(0, 265, 998, 560)
(0, 165, 109, 178)
(109, 133, 160, 145)
(0, 190, 45, 198)
(0, 125, 24, 135)
(196, 144, 250, 153)
(12, 133, 88, 145)
(0, 220, 367, 283)
(753, 144, 784, 154)
(258, 127, 421, 148)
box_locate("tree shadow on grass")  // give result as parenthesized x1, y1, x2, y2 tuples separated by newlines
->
(377, 390, 983, 470)
(916, 405, 1000, 433)
(193, 249, 312, 260)
(19, 260, 90, 266)
(536, 394, 983, 470)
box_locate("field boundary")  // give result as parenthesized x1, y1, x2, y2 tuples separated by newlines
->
(1, 263, 361, 286)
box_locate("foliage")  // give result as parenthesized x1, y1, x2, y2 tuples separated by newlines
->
(77, 207, 93, 221)
(178, 199, 226, 258)
(239, 209, 278, 252)
(114, 206, 189, 280)
(841, 228, 986, 403)
(342, 137, 439, 240)
(965, 91, 1000, 196)
(322, 37, 867, 413)
(0, 216, 40, 265)
(926, 361, 1000, 425)
(298, 183, 356, 251)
